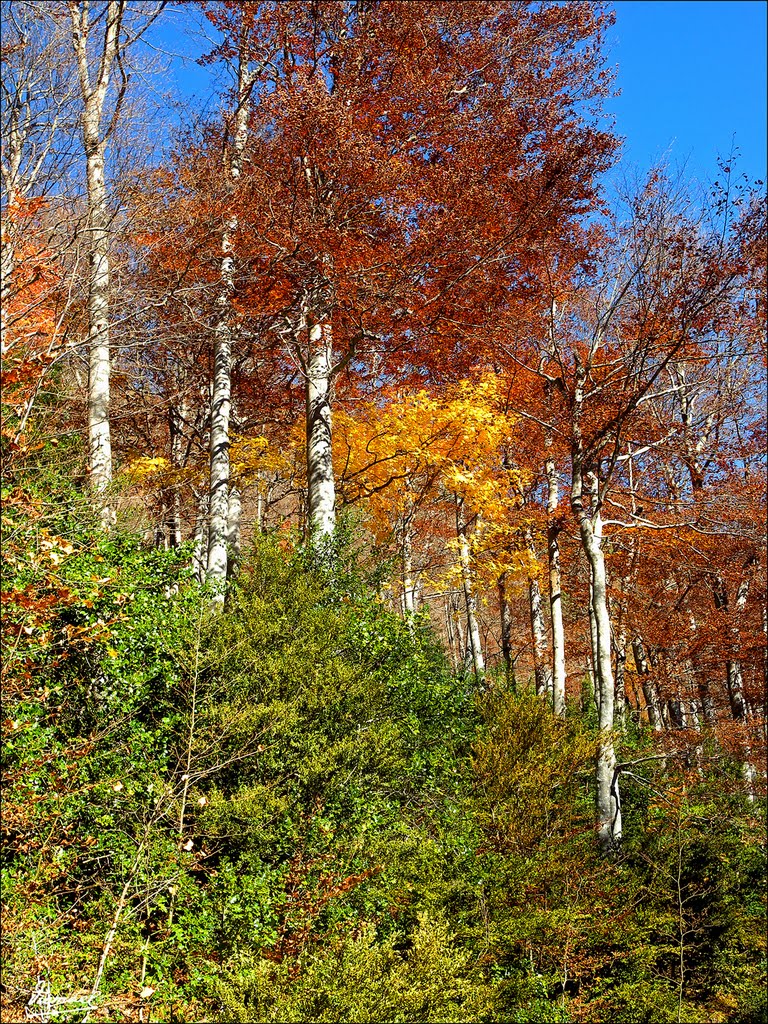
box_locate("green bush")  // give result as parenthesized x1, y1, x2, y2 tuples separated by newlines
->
(215, 914, 498, 1023)
(3, 502, 764, 1024)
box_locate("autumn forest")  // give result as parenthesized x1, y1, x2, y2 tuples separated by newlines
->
(1, 2, 766, 1022)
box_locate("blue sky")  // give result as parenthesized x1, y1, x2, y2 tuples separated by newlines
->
(607, 1, 767, 186)
(152, 1, 768, 187)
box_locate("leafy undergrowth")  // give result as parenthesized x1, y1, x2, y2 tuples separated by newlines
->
(1, 490, 765, 1023)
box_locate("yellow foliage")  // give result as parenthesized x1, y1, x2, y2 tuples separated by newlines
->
(335, 373, 520, 536)
(123, 456, 171, 483)
(230, 433, 299, 488)
(335, 373, 541, 588)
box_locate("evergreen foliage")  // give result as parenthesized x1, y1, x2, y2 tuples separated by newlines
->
(2, 479, 764, 1022)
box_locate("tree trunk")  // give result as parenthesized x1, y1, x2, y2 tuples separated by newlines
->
(207, 291, 233, 591)
(453, 590, 467, 667)
(206, 40, 252, 597)
(509, 460, 551, 699)
(572, 458, 621, 854)
(724, 574, 751, 722)
(529, 577, 551, 697)
(68, 1, 164, 522)
(0, 188, 17, 356)
(256, 474, 265, 533)
(588, 583, 600, 716)
(545, 456, 566, 715)
(687, 611, 717, 727)
(84, 146, 113, 512)
(585, 519, 622, 853)
(192, 490, 209, 585)
(226, 484, 242, 579)
(306, 322, 336, 544)
(632, 635, 663, 731)
(614, 618, 628, 731)
(498, 572, 514, 689)
(445, 594, 459, 673)
(456, 495, 485, 685)
(401, 500, 416, 615)
(613, 576, 631, 731)
(714, 570, 756, 797)
(70, 1, 126, 522)
(167, 400, 186, 549)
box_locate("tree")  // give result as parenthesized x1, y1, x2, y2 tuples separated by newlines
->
(519, 170, 759, 851)
(1, 3, 79, 352)
(202, 0, 616, 551)
(198, 1, 263, 594)
(67, 0, 165, 521)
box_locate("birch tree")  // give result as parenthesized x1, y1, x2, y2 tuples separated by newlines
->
(205, 21, 256, 594)
(67, 0, 164, 522)
(456, 494, 485, 685)
(545, 454, 567, 715)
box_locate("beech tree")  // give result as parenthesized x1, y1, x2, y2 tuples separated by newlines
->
(198, 0, 616, 553)
(538, 172, 760, 850)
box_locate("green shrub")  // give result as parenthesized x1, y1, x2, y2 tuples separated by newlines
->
(215, 914, 498, 1023)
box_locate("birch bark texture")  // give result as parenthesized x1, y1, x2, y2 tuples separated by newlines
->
(69, 0, 126, 516)
(68, 0, 165, 523)
(305, 321, 336, 543)
(545, 456, 567, 716)
(206, 40, 254, 595)
(456, 495, 485, 685)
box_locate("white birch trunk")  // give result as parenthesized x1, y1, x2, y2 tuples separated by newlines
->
(545, 457, 566, 715)
(306, 322, 336, 543)
(529, 577, 551, 698)
(572, 447, 621, 853)
(456, 496, 485, 684)
(401, 499, 416, 615)
(206, 42, 253, 596)
(70, 1, 124, 523)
